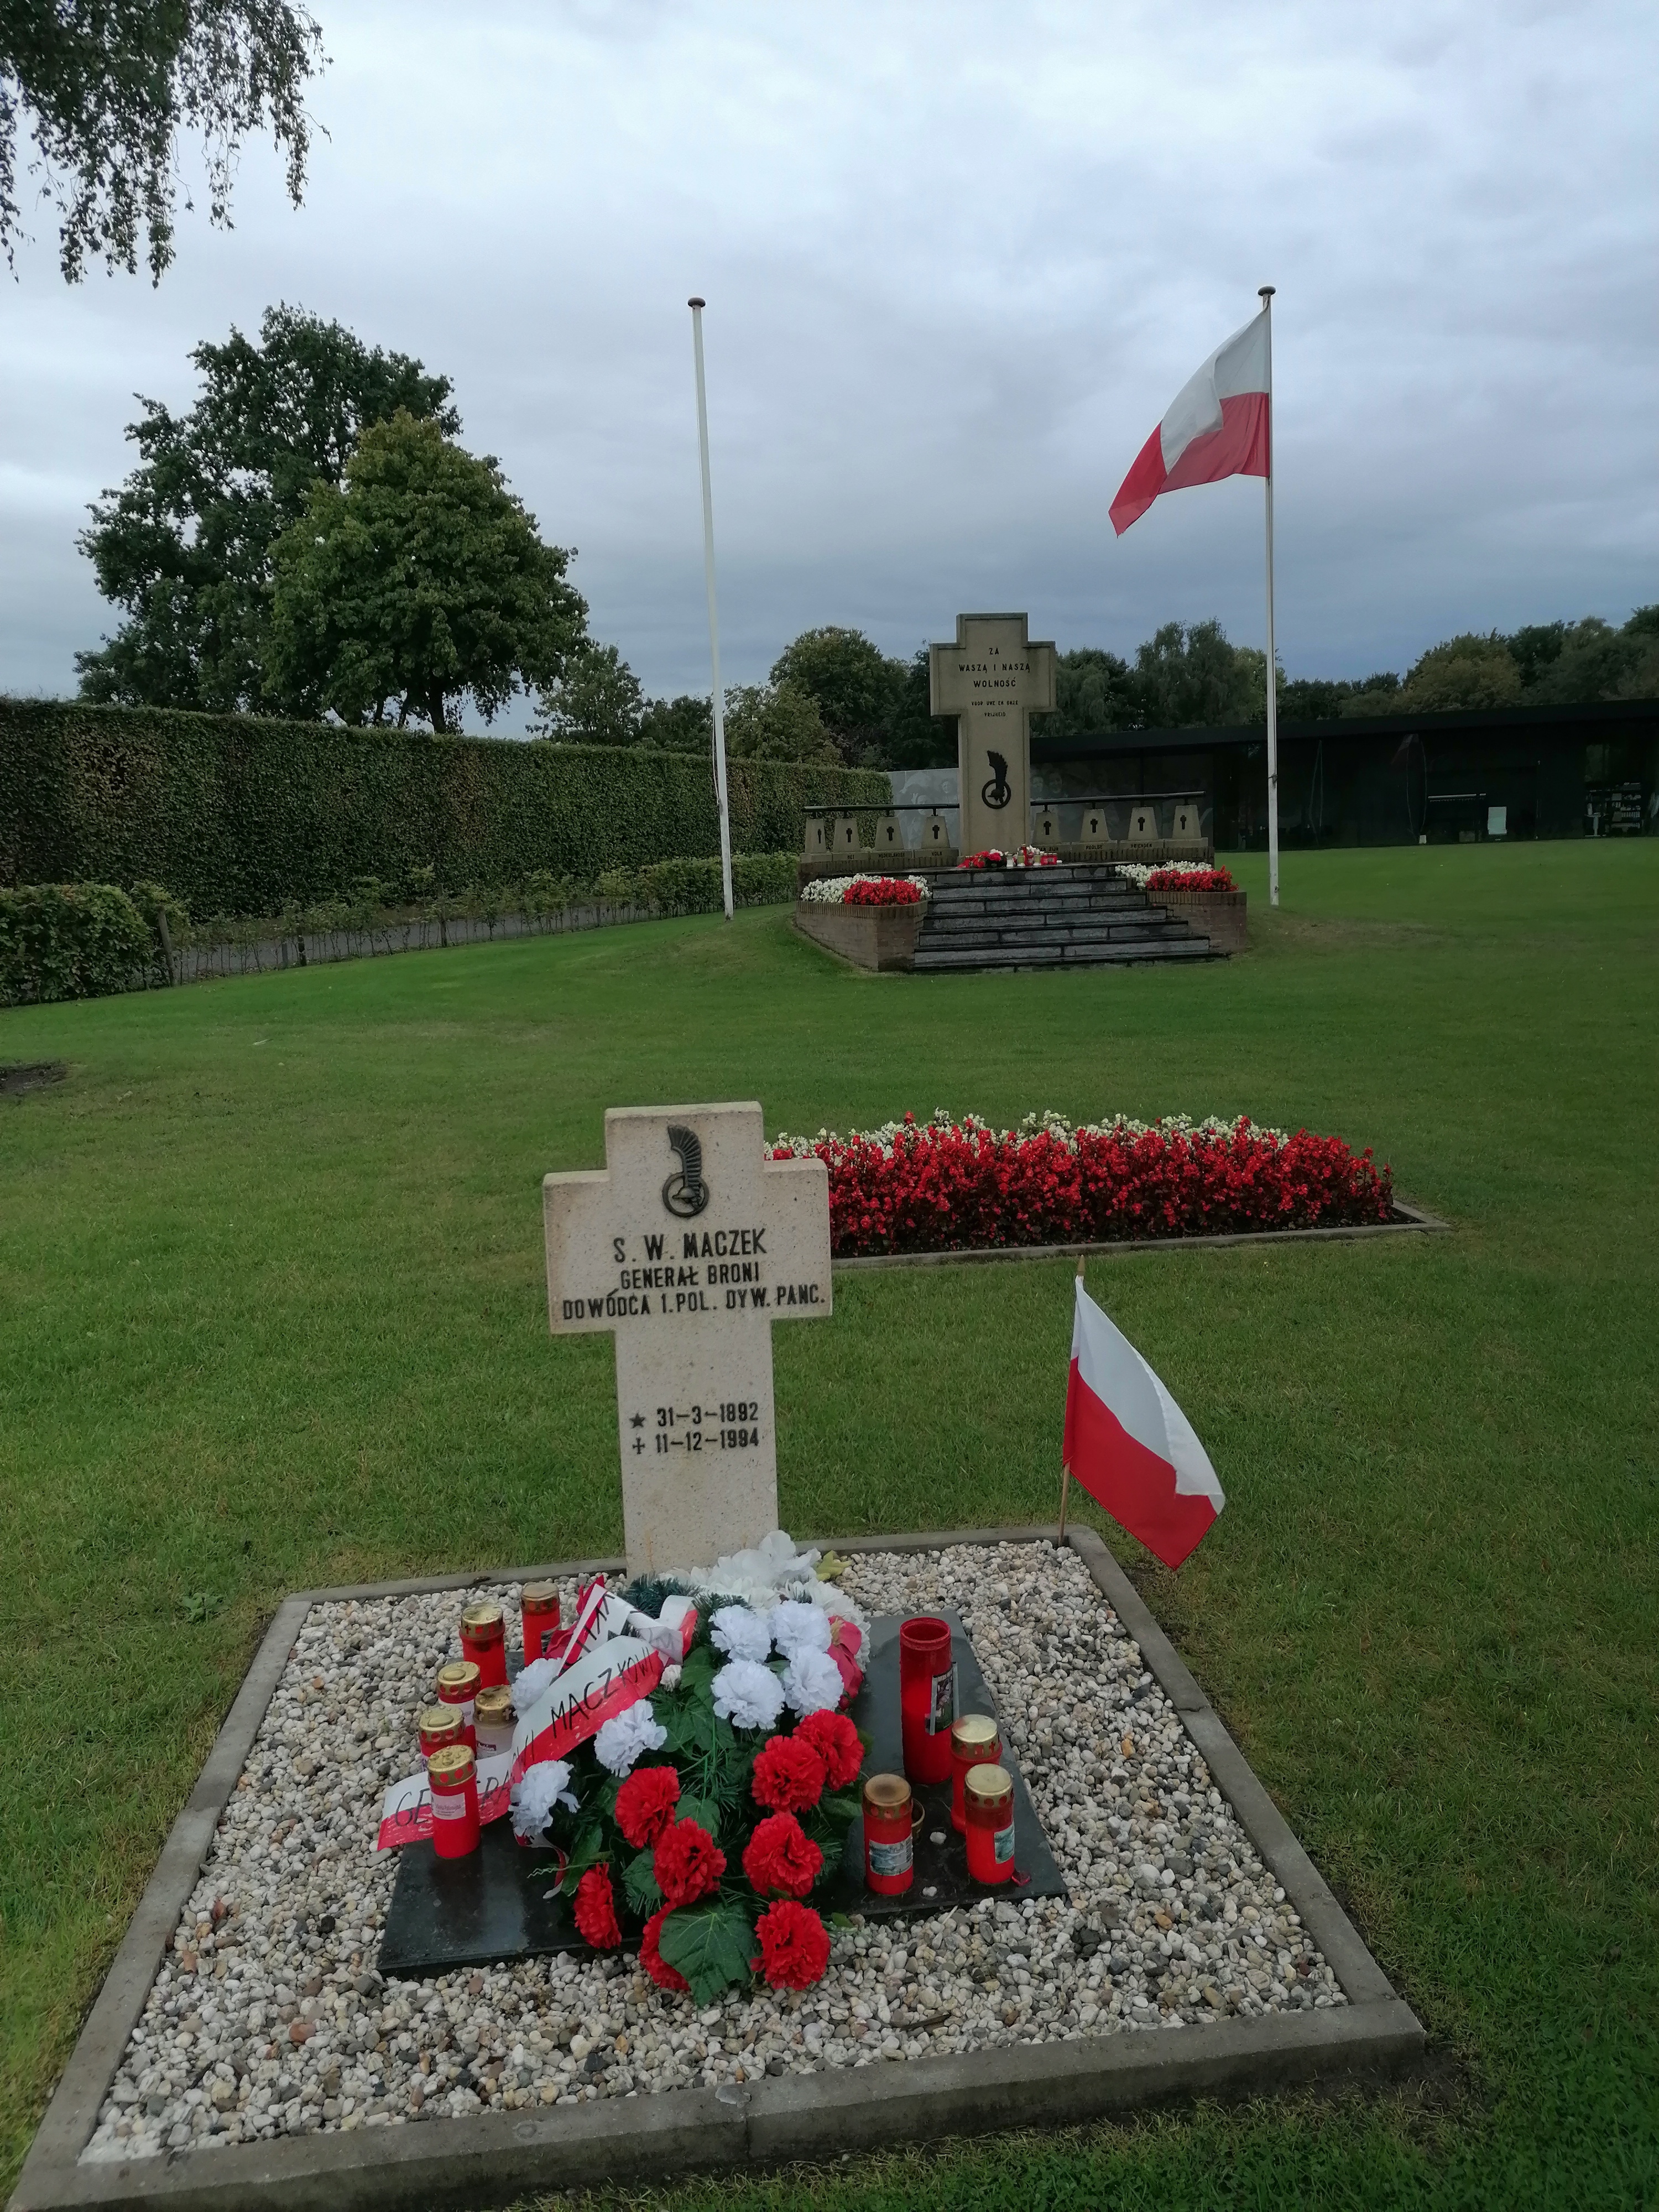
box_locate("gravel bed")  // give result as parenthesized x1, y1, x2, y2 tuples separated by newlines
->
(83, 1540, 1344, 2162)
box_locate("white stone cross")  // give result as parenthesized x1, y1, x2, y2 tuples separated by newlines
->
(929, 612, 1057, 860)
(544, 1103, 832, 1577)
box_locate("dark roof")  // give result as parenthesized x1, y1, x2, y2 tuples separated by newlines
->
(1032, 693, 1659, 762)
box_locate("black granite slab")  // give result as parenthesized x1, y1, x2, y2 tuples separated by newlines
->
(379, 1610, 1065, 1978)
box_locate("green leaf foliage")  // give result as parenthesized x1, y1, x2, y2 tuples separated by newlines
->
(0, 698, 890, 917)
(557, 1818, 608, 1895)
(0, 882, 154, 1006)
(0, 11, 326, 284)
(621, 1847, 662, 1917)
(76, 307, 457, 712)
(655, 1899, 755, 2006)
(267, 411, 586, 733)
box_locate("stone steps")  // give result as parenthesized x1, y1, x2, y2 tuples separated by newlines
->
(911, 863, 1216, 973)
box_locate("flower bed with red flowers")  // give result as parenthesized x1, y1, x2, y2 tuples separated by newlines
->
(842, 876, 924, 906)
(526, 1623, 865, 2004)
(958, 846, 1060, 870)
(1144, 864, 1236, 893)
(771, 1109, 1394, 1256)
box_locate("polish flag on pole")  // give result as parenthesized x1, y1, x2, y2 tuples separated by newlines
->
(1109, 307, 1271, 536)
(1062, 1276, 1224, 1569)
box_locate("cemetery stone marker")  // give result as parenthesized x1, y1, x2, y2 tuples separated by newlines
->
(544, 1104, 832, 1575)
(928, 613, 1056, 859)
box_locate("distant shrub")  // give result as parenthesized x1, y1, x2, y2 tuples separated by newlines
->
(0, 883, 153, 1006)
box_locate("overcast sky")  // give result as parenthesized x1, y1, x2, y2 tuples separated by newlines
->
(2, 0, 1653, 722)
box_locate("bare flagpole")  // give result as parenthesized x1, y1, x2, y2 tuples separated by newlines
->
(688, 298, 735, 922)
(1259, 284, 1280, 909)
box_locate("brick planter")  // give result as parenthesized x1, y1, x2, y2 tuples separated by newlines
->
(1152, 886, 1248, 953)
(794, 899, 922, 971)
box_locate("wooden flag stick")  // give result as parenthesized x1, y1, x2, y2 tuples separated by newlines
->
(1058, 1256, 1084, 1540)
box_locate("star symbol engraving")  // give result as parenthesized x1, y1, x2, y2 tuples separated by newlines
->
(629, 1413, 645, 1428)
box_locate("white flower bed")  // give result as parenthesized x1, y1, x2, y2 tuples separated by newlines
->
(798, 874, 930, 905)
(772, 1107, 1293, 1156)
(83, 1543, 1341, 2162)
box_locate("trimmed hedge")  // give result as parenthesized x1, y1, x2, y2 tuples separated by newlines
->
(0, 700, 890, 917)
(0, 882, 154, 1005)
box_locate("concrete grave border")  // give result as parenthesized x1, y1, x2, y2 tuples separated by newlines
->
(11, 1530, 1423, 2212)
(832, 1197, 1450, 1272)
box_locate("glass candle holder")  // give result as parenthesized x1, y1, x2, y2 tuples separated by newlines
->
(418, 1703, 464, 1760)
(474, 1682, 514, 1761)
(862, 1772, 920, 1895)
(950, 1714, 1001, 1833)
(426, 1743, 481, 1859)
(964, 1763, 1015, 1885)
(520, 1580, 561, 1662)
(899, 1615, 956, 1784)
(460, 1602, 508, 1688)
(435, 1658, 481, 1751)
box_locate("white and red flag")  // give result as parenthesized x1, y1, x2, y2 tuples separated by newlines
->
(1110, 308, 1271, 536)
(1062, 1277, 1224, 1568)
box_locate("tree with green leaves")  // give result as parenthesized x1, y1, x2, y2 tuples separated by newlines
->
(534, 641, 644, 746)
(266, 410, 587, 732)
(77, 305, 458, 713)
(638, 694, 714, 753)
(721, 681, 837, 764)
(1133, 619, 1262, 727)
(1046, 647, 1140, 738)
(1, 2, 325, 283)
(769, 626, 902, 764)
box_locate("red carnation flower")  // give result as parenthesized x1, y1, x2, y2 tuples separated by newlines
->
(615, 1764, 681, 1850)
(639, 1906, 690, 1993)
(572, 1865, 622, 1950)
(751, 1733, 827, 1815)
(742, 1812, 823, 1900)
(653, 1817, 726, 1908)
(752, 1899, 832, 1989)
(794, 1709, 862, 1791)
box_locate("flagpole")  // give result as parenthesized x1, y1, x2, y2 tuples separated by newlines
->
(1259, 284, 1280, 909)
(688, 297, 735, 923)
(1058, 1256, 1084, 1540)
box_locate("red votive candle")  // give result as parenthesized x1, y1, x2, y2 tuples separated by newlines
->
(426, 1743, 481, 1859)
(520, 1580, 561, 1662)
(964, 1764, 1015, 1886)
(899, 1616, 956, 1784)
(418, 1703, 464, 1761)
(435, 1658, 481, 1751)
(862, 1773, 917, 1895)
(949, 1714, 1001, 1833)
(460, 1602, 507, 1688)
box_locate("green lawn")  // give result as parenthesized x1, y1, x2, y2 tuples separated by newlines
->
(2, 842, 1655, 2208)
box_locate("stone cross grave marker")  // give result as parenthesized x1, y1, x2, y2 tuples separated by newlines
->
(929, 612, 1056, 860)
(544, 1103, 832, 1576)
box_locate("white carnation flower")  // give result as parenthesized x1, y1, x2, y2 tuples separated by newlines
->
(770, 1599, 832, 1658)
(781, 1647, 844, 1717)
(509, 1758, 578, 1841)
(710, 1657, 786, 1733)
(710, 1604, 772, 1664)
(510, 1652, 560, 1715)
(593, 1698, 669, 1777)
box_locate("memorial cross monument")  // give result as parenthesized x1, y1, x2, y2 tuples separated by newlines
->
(929, 612, 1057, 859)
(544, 1103, 832, 1577)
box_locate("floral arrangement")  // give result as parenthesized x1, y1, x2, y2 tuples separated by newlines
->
(958, 847, 1060, 870)
(771, 1109, 1394, 1256)
(1114, 862, 1237, 891)
(512, 1592, 865, 2002)
(799, 873, 930, 906)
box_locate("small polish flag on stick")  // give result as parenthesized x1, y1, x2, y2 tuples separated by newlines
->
(1061, 1270, 1224, 1569)
(1109, 307, 1271, 537)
